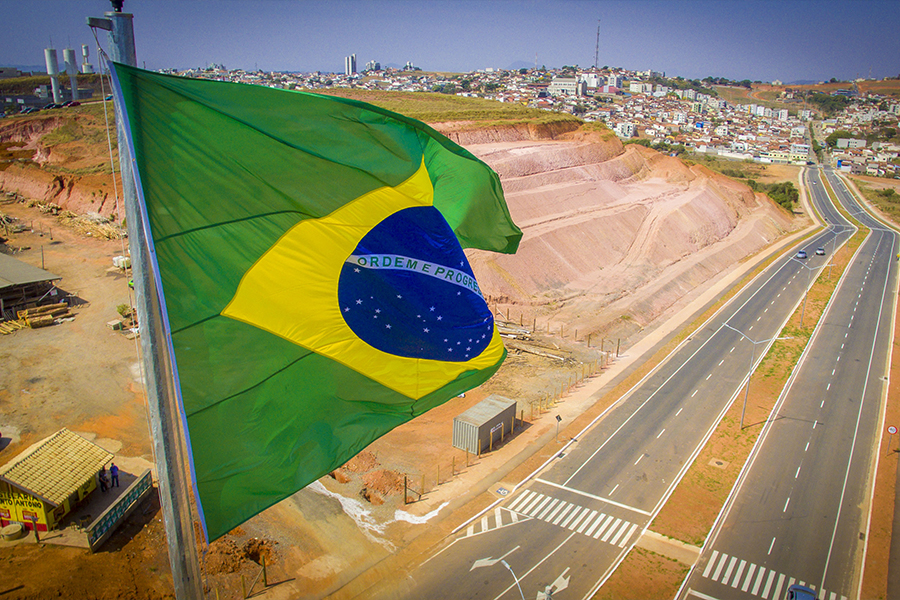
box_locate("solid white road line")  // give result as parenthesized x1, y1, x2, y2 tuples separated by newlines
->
(534, 478, 652, 516)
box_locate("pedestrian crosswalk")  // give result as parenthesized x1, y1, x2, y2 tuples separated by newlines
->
(699, 550, 848, 600)
(464, 506, 529, 537)
(497, 489, 639, 548)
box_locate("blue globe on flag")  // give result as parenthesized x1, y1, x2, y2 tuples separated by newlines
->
(338, 206, 494, 362)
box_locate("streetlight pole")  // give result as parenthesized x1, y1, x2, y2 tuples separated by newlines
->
(791, 256, 824, 328)
(724, 324, 790, 429)
(500, 560, 526, 600)
(742, 342, 756, 429)
(800, 264, 813, 327)
(828, 225, 841, 280)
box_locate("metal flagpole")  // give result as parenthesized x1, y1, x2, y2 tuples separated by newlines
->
(88, 3, 203, 598)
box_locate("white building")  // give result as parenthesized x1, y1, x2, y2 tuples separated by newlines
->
(777, 108, 790, 121)
(549, 77, 584, 96)
(344, 54, 357, 76)
(607, 74, 623, 88)
(790, 143, 811, 161)
(580, 73, 601, 89)
(836, 138, 867, 149)
(615, 122, 636, 138)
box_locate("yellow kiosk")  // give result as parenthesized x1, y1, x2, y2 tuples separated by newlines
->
(0, 428, 113, 532)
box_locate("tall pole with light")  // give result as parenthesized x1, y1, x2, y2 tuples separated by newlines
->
(792, 255, 824, 328)
(501, 560, 526, 600)
(724, 324, 790, 429)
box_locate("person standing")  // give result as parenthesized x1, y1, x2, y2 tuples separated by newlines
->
(110, 463, 120, 488)
(99, 467, 109, 492)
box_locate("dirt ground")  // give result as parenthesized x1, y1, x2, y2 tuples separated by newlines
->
(593, 547, 689, 600)
(0, 194, 605, 599)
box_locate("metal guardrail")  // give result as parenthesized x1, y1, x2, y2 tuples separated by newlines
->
(86, 469, 152, 552)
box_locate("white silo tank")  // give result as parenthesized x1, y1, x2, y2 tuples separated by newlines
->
(44, 48, 62, 104)
(81, 44, 94, 74)
(63, 48, 78, 101)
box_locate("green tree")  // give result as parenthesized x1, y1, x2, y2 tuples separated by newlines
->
(764, 181, 799, 210)
(825, 130, 854, 147)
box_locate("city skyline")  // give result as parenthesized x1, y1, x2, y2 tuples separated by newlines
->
(1, 0, 898, 83)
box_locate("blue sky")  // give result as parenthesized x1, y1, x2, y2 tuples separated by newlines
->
(1, 0, 897, 83)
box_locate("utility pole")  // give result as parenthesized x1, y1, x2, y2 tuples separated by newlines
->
(87, 2, 203, 599)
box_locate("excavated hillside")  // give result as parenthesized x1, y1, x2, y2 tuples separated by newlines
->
(0, 104, 123, 220)
(1, 107, 798, 347)
(447, 127, 797, 344)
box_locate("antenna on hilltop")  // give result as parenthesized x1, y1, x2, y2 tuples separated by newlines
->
(594, 19, 600, 69)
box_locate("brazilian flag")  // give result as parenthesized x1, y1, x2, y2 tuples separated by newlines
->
(111, 63, 521, 540)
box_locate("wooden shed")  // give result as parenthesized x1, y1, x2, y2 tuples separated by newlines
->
(0, 428, 113, 532)
(0, 252, 61, 321)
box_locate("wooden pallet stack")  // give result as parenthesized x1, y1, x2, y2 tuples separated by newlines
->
(16, 302, 70, 329)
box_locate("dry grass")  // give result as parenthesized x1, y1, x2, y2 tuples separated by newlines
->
(592, 547, 689, 600)
(308, 88, 581, 128)
(850, 176, 900, 223)
(688, 153, 801, 186)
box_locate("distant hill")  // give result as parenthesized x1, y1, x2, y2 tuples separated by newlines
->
(0, 64, 45, 73)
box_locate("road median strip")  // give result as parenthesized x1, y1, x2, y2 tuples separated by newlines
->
(596, 176, 868, 599)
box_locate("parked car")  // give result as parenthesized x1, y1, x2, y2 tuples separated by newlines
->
(796, 250, 808, 259)
(105, 95, 113, 101)
(785, 583, 817, 600)
(816, 247, 826, 256)
(62, 100, 81, 107)
(42, 103, 62, 110)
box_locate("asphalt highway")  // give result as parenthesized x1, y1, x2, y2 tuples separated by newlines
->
(680, 167, 897, 600)
(389, 169, 859, 600)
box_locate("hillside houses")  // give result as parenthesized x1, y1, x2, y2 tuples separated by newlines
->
(171, 63, 898, 176)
